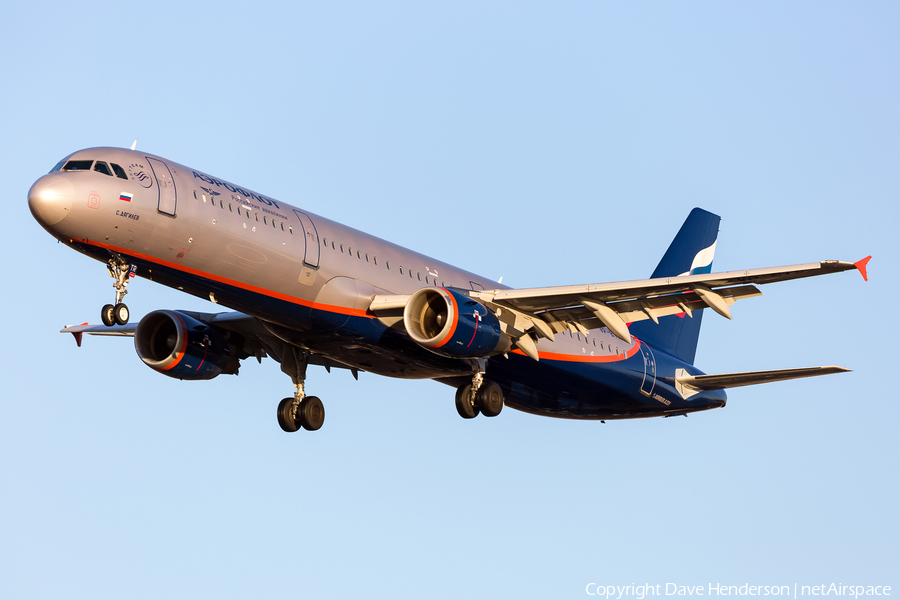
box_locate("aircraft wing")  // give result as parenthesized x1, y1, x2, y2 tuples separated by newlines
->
(60, 311, 266, 345)
(462, 258, 870, 346)
(61, 311, 362, 377)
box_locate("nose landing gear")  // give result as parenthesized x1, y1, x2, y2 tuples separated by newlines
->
(100, 255, 134, 326)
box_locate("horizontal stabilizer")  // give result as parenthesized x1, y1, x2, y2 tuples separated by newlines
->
(676, 366, 850, 395)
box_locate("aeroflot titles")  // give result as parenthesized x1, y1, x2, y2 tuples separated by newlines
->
(192, 171, 281, 209)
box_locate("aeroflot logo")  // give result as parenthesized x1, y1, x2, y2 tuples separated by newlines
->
(192, 171, 281, 209)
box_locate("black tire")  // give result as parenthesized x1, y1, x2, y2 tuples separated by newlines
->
(299, 396, 325, 431)
(277, 397, 300, 433)
(477, 381, 504, 417)
(101, 304, 115, 327)
(113, 303, 130, 326)
(455, 385, 479, 419)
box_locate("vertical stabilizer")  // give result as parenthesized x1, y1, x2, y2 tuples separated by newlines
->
(629, 208, 720, 364)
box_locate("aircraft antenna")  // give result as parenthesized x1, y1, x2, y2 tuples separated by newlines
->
(130, 140, 137, 151)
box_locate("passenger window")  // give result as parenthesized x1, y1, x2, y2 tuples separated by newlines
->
(93, 161, 112, 176)
(255, 214, 259, 222)
(340, 244, 344, 253)
(289, 226, 293, 234)
(417, 272, 421, 281)
(272, 219, 276, 228)
(409, 270, 413, 278)
(264, 217, 268, 225)
(63, 160, 93, 171)
(229, 203, 233, 212)
(323, 238, 327, 247)
(373, 256, 378, 265)
(193, 190, 198, 199)
(111, 163, 128, 179)
(399, 267, 404, 275)
(386, 261, 391, 270)
(357, 251, 361, 259)
(202, 194, 207, 202)
(365, 253, 370, 262)
(281, 223, 285, 231)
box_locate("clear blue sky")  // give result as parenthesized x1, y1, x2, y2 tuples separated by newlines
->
(2, 2, 897, 598)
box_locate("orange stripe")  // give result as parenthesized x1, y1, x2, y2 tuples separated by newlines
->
(431, 288, 459, 348)
(82, 240, 372, 318)
(160, 311, 189, 371)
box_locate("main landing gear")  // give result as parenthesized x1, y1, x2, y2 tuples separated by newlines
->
(277, 345, 325, 432)
(455, 371, 504, 419)
(100, 255, 133, 326)
(277, 386, 325, 433)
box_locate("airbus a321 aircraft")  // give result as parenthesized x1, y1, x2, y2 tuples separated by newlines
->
(28, 147, 871, 432)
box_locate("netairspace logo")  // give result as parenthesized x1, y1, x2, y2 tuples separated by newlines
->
(586, 584, 892, 599)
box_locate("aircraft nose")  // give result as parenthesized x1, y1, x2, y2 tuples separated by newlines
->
(28, 174, 74, 228)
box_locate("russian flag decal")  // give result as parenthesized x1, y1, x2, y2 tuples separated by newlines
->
(119, 192, 133, 202)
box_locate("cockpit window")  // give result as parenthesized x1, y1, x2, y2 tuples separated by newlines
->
(62, 160, 94, 171)
(111, 163, 128, 179)
(94, 161, 113, 176)
(49, 159, 67, 173)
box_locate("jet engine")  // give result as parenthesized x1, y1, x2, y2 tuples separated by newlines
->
(403, 287, 509, 358)
(134, 310, 235, 380)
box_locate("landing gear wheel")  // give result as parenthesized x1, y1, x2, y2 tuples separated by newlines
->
(455, 385, 479, 419)
(113, 303, 130, 325)
(101, 304, 115, 327)
(477, 381, 504, 417)
(277, 397, 300, 433)
(299, 396, 325, 431)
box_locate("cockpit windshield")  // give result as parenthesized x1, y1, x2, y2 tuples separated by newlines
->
(62, 160, 93, 171)
(53, 158, 128, 180)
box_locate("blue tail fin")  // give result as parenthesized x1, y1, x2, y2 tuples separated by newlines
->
(629, 208, 720, 364)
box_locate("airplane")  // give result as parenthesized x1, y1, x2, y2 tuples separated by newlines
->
(28, 146, 871, 432)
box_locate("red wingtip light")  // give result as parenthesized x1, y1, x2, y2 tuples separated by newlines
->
(69, 322, 89, 347)
(854, 256, 872, 282)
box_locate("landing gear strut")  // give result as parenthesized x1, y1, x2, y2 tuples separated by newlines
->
(101, 255, 133, 326)
(455, 370, 504, 419)
(277, 345, 325, 432)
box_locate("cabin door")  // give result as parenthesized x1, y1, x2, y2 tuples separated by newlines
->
(147, 157, 177, 216)
(639, 342, 657, 397)
(293, 210, 321, 268)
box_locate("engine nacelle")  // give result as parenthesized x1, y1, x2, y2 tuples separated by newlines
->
(134, 310, 233, 380)
(403, 287, 509, 358)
